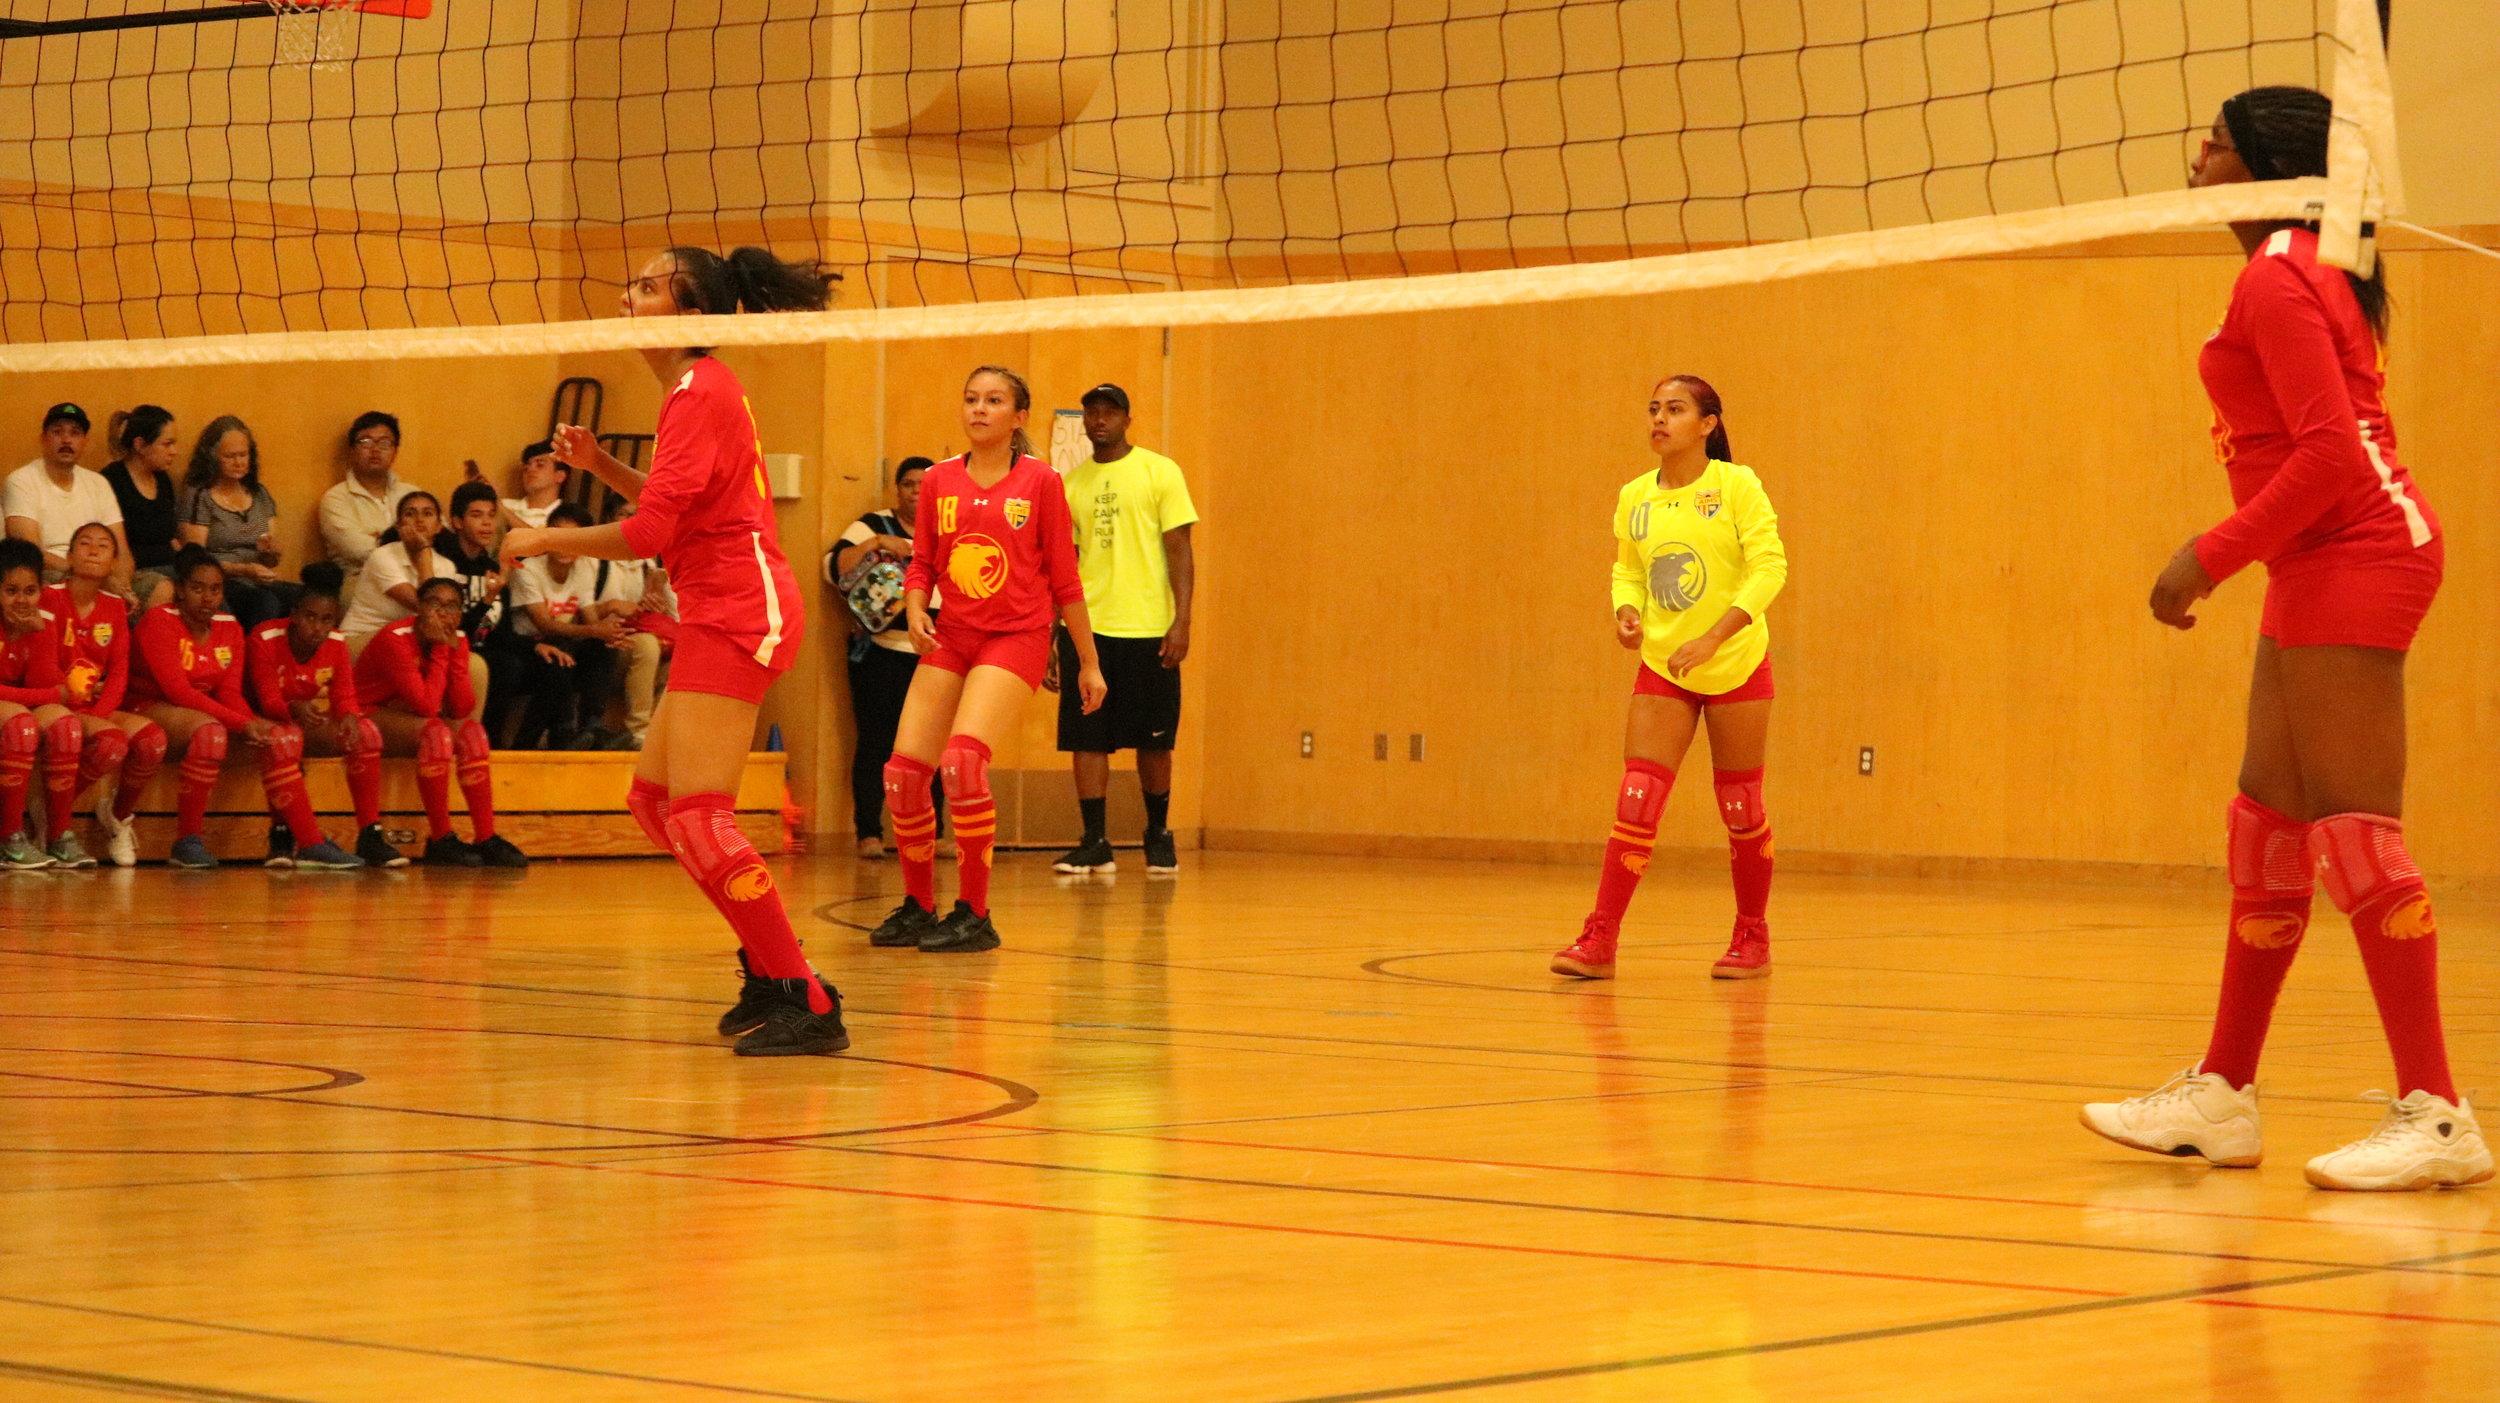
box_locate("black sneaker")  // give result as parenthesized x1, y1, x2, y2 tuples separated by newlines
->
(424, 833, 483, 867)
(357, 823, 410, 869)
(1052, 837, 1116, 874)
(473, 834, 530, 869)
(868, 896, 939, 947)
(1143, 828, 1180, 874)
(718, 949, 780, 1036)
(921, 900, 1000, 953)
(732, 977, 849, 1056)
(264, 824, 296, 870)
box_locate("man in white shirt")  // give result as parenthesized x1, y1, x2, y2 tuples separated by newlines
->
(507, 502, 626, 747)
(316, 410, 415, 580)
(3, 403, 133, 594)
(498, 440, 567, 530)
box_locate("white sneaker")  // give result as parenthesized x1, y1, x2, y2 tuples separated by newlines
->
(2304, 1090, 2494, 1192)
(2079, 1067, 2263, 1167)
(94, 800, 137, 868)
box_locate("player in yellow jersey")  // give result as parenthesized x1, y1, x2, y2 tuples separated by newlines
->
(1553, 375, 1789, 981)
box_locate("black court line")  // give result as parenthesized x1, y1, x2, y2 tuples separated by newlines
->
(0, 1294, 868, 1402)
(0, 1356, 321, 1402)
(800, 1138, 2500, 1281)
(0, 1161, 529, 1199)
(1263, 1245, 2500, 1403)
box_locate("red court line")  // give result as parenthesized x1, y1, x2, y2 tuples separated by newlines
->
(457, 1153, 2121, 1300)
(2199, 1299, 2500, 1329)
(1062, 1129, 2500, 1238)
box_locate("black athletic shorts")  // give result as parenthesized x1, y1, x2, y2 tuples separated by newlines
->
(1057, 632, 1181, 753)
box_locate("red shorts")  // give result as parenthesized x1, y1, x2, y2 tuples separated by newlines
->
(671, 623, 791, 705)
(1635, 656, 1774, 706)
(2260, 545, 2442, 651)
(921, 623, 1051, 690)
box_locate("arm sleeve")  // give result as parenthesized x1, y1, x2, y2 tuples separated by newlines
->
(2193, 261, 2371, 582)
(317, 483, 376, 567)
(364, 634, 427, 713)
(0, 632, 58, 705)
(135, 614, 242, 727)
(89, 607, 129, 717)
(248, 633, 288, 720)
(1727, 475, 1790, 620)
(617, 394, 700, 560)
(1610, 492, 1647, 613)
(1041, 471, 1086, 607)
(904, 480, 940, 595)
(328, 641, 365, 717)
(0, 470, 28, 524)
(209, 639, 252, 725)
(1155, 460, 1201, 530)
(444, 638, 476, 719)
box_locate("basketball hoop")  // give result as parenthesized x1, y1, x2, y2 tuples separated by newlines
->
(265, 0, 355, 72)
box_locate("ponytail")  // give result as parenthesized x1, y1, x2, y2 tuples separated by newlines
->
(664, 245, 837, 316)
(1662, 374, 1732, 461)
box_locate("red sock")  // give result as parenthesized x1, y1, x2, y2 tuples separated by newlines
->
(1714, 766, 1772, 921)
(0, 713, 35, 839)
(883, 753, 939, 912)
(114, 724, 165, 822)
(941, 736, 996, 916)
(39, 715, 81, 845)
(1590, 760, 1673, 930)
(665, 793, 829, 1013)
(177, 722, 228, 838)
(415, 720, 455, 840)
(344, 716, 383, 829)
(453, 720, 496, 841)
(258, 725, 326, 847)
(2311, 813, 2455, 1102)
(2202, 795, 2313, 1089)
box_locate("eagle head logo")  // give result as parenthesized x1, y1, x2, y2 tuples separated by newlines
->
(1649, 546, 1707, 612)
(947, 534, 1011, 599)
(726, 864, 776, 902)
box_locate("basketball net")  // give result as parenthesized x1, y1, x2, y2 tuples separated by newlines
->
(267, 0, 354, 72)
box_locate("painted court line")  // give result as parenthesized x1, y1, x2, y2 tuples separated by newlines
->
(2197, 1298, 2500, 1329)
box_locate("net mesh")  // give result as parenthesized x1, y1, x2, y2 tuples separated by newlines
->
(0, 0, 2383, 362)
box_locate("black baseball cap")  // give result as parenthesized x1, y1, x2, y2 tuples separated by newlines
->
(1080, 383, 1130, 412)
(41, 403, 88, 431)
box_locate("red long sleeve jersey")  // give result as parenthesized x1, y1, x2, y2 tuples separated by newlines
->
(249, 621, 362, 723)
(0, 614, 62, 706)
(352, 618, 474, 720)
(42, 586, 130, 717)
(127, 607, 253, 729)
(2194, 227, 2437, 583)
(906, 454, 1084, 634)
(616, 356, 803, 668)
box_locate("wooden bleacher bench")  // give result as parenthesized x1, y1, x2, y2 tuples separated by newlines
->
(84, 751, 788, 862)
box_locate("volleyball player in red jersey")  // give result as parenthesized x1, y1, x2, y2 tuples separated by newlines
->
(129, 546, 361, 870)
(44, 522, 167, 867)
(251, 565, 400, 868)
(866, 366, 1106, 955)
(352, 578, 518, 868)
(2082, 87, 2488, 1192)
(507, 244, 845, 1056)
(0, 537, 86, 869)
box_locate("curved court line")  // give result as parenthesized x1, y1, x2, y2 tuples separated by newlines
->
(0, 1046, 363, 1099)
(0, 1356, 318, 1403)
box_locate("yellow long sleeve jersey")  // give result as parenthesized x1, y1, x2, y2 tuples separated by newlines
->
(1610, 460, 1789, 696)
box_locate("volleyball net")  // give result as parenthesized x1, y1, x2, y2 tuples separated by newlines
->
(0, 0, 2400, 371)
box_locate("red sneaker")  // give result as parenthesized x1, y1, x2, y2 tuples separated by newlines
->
(1711, 916, 1770, 979)
(1551, 917, 1618, 980)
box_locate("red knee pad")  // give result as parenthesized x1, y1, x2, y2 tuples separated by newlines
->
(261, 724, 303, 768)
(627, 776, 671, 850)
(2308, 812, 2432, 933)
(882, 754, 935, 815)
(348, 715, 383, 759)
(42, 715, 81, 761)
(453, 718, 490, 766)
(415, 719, 453, 777)
(0, 712, 36, 757)
(82, 726, 129, 772)
(185, 721, 229, 768)
(127, 723, 167, 770)
(2227, 794, 2312, 897)
(940, 735, 992, 799)
(665, 793, 773, 898)
(1616, 760, 1672, 828)
(1712, 766, 1766, 834)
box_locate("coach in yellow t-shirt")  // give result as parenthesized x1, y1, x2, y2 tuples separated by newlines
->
(1049, 383, 1199, 876)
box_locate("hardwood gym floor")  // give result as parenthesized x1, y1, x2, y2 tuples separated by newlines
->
(1, 853, 2493, 1401)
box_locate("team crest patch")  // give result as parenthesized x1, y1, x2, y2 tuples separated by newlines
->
(2232, 912, 2305, 949)
(93, 622, 112, 646)
(213, 646, 234, 669)
(2381, 892, 2436, 941)
(1693, 489, 1721, 518)
(1004, 498, 1032, 528)
(726, 864, 777, 902)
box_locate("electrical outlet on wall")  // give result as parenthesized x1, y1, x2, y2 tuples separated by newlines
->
(1858, 746, 1875, 776)
(1299, 731, 1314, 758)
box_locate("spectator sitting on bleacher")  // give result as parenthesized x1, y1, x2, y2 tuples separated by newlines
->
(6, 402, 134, 595)
(461, 440, 566, 531)
(339, 490, 454, 652)
(598, 498, 675, 749)
(508, 502, 626, 749)
(177, 415, 298, 630)
(249, 563, 399, 869)
(352, 576, 525, 868)
(316, 411, 415, 588)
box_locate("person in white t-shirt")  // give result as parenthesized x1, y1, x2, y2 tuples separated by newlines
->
(508, 502, 624, 747)
(4, 403, 133, 595)
(496, 439, 567, 531)
(316, 410, 416, 583)
(593, 499, 675, 748)
(340, 490, 458, 649)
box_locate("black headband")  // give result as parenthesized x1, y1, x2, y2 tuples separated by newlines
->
(2219, 95, 2284, 181)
